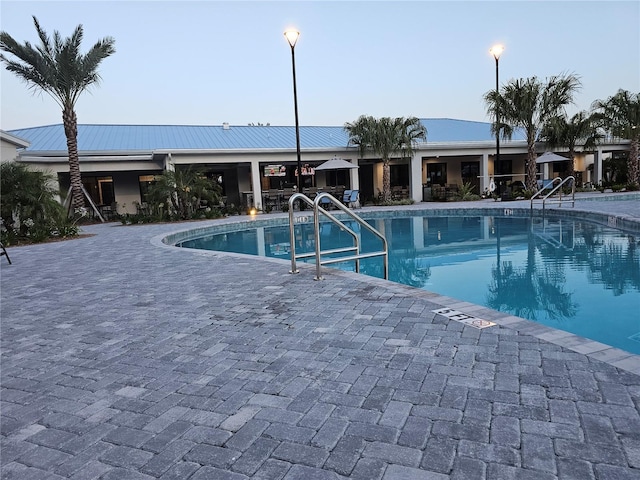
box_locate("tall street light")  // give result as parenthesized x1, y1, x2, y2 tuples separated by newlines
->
(490, 44, 504, 195)
(285, 29, 302, 192)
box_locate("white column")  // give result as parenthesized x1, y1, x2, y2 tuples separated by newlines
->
(164, 153, 175, 172)
(543, 163, 550, 180)
(250, 159, 262, 210)
(350, 158, 360, 191)
(594, 148, 603, 185)
(410, 153, 423, 202)
(481, 153, 489, 193)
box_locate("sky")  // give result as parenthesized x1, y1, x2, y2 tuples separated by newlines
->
(1, 0, 638, 131)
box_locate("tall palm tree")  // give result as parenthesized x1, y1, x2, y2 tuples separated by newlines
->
(592, 89, 640, 188)
(0, 16, 115, 210)
(484, 74, 581, 191)
(344, 115, 426, 203)
(540, 111, 603, 181)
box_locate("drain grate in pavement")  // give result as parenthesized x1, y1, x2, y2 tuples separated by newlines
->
(432, 307, 496, 329)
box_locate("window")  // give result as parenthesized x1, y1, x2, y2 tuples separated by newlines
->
(390, 163, 410, 187)
(498, 159, 512, 174)
(81, 176, 114, 206)
(427, 163, 447, 186)
(461, 161, 480, 193)
(326, 169, 348, 187)
(139, 175, 158, 203)
(461, 162, 479, 180)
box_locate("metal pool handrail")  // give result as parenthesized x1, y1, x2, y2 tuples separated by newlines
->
(530, 176, 576, 212)
(287, 192, 388, 280)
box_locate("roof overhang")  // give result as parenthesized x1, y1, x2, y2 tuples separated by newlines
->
(153, 146, 357, 155)
(1, 130, 30, 148)
(18, 154, 155, 163)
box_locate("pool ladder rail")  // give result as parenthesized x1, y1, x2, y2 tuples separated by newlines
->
(288, 192, 389, 281)
(530, 175, 576, 212)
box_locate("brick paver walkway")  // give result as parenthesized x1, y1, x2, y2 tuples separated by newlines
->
(1, 195, 639, 479)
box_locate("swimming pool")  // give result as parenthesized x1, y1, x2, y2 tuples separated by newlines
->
(177, 211, 640, 354)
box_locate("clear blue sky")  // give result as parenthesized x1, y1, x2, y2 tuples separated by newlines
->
(1, 0, 638, 130)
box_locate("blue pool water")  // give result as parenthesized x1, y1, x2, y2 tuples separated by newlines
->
(179, 213, 640, 354)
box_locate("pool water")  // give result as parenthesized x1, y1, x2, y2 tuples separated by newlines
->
(179, 214, 640, 354)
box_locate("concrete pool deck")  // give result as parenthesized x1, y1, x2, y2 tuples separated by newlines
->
(1, 193, 639, 479)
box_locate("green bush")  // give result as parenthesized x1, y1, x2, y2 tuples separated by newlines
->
(0, 161, 79, 245)
(145, 166, 222, 221)
(455, 182, 481, 201)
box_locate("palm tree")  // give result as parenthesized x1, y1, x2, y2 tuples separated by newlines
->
(484, 74, 581, 191)
(540, 111, 603, 181)
(146, 167, 222, 220)
(0, 16, 115, 211)
(592, 89, 640, 188)
(344, 115, 426, 203)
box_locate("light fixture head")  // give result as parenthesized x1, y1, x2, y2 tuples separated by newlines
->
(284, 29, 300, 48)
(490, 44, 504, 60)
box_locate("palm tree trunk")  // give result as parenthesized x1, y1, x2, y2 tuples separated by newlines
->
(526, 143, 538, 192)
(628, 137, 639, 187)
(568, 148, 576, 181)
(383, 159, 391, 203)
(63, 106, 84, 211)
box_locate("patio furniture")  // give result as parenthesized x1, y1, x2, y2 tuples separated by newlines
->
(303, 187, 318, 199)
(264, 189, 282, 210)
(347, 190, 360, 208)
(1, 242, 11, 265)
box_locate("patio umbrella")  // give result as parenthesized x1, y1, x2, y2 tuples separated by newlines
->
(535, 152, 568, 164)
(314, 157, 359, 171)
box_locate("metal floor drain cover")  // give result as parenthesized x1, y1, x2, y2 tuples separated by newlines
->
(432, 308, 496, 329)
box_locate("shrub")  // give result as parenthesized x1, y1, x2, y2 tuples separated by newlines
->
(0, 161, 79, 245)
(145, 166, 223, 220)
(456, 182, 479, 201)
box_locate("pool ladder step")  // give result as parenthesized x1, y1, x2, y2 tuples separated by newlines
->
(530, 176, 576, 212)
(287, 192, 389, 280)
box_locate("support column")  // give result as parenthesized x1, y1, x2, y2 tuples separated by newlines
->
(164, 153, 175, 172)
(594, 148, 603, 185)
(410, 153, 423, 202)
(481, 153, 490, 193)
(250, 159, 263, 210)
(350, 158, 360, 191)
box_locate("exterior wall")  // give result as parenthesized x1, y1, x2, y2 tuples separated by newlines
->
(1, 132, 29, 163)
(112, 172, 151, 214)
(1, 141, 20, 163)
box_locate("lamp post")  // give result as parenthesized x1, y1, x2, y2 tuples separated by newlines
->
(490, 44, 504, 195)
(285, 29, 302, 192)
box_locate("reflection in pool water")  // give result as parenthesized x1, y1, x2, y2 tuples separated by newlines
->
(179, 214, 640, 354)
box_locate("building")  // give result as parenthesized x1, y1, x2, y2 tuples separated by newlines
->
(1, 130, 30, 163)
(7, 119, 628, 214)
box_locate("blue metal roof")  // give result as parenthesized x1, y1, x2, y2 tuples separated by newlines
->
(8, 118, 518, 153)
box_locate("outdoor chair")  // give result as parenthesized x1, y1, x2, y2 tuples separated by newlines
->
(319, 194, 332, 210)
(1, 242, 11, 265)
(347, 190, 360, 208)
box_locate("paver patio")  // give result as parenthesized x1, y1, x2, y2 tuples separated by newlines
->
(1, 195, 639, 479)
